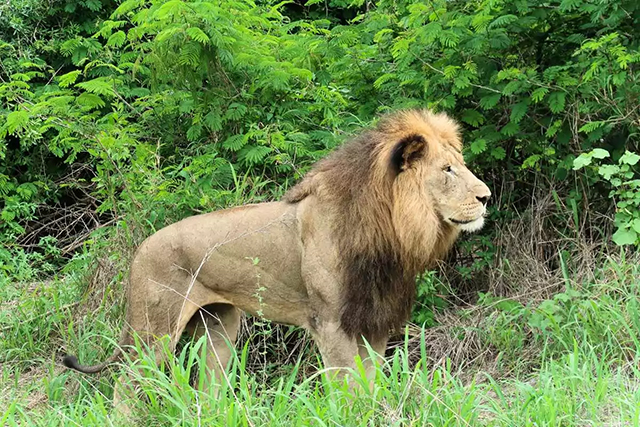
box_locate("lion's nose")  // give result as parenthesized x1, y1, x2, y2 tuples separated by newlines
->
(476, 195, 490, 205)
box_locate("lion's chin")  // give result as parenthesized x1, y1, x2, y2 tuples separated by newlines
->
(450, 216, 485, 233)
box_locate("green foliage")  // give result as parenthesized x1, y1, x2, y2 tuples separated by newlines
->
(479, 257, 640, 373)
(574, 149, 640, 246)
(412, 271, 448, 326)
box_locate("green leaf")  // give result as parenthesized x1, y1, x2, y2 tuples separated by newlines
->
(598, 164, 619, 180)
(453, 75, 470, 90)
(443, 65, 460, 79)
(391, 37, 410, 60)
(612, 228, 637, 246)
(439, 95, 456, 109)
(559, 0, 582, 12)
(4, 110, 29, 134)
(489, 14, 518, 29)
(546, 120, 563, 137)
(373, 29, 393, 43)
(461, 110, 485, 127)
(186, 27, 210, 45)
(58, 70, 81, 88)
(374, 73, 395, 89)
(502, 81, 521, 96)
(470, 139, 487, 154)
(612, 72, 627, 86)
(239, 145, 273, 164)
(591, 149, 610, 159)
(479, 94, 501, 110)
(76, 77, 116, 97)
(107, 31, 126, 47)
(573, 154, 592, 170)
(222, 134, 246, 151)
(510, 101, 528, 123)
(548, 92, 566, 114)
(179, 98, 194, 113)
(501, 122, 519, 136)
(225, 103, 247, 121)
(204, 111, 222, 131)
(178, 42, 202, 67)
(530, 87, 548, 103)
(522, 154, 541, 169)
(1, 209, 16, 222)
(129, 88, 150, 97)
(156, 0, 187, 19)
(438, 31, 459, 48)
(10, 73, 30, 82)
(494, 298, 523, 312)
(113, 0, 140, 16)
(187, 124, 202, 142)
(76, 93, 106, 109)
(156, 26, 184, 42)
(620, 151, 640, 166)
(490, 147, 506, 160)
(85, 0, 102, 11)
(60, 38, 80, 57)
(265, 69, 290, 90)
(578, 121, 605, 134)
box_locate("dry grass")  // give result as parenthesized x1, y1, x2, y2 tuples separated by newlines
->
(489, 190, 602, 300)
(389, 188, 617, 380)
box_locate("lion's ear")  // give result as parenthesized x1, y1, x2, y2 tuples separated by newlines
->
(391, 134, 427, 173)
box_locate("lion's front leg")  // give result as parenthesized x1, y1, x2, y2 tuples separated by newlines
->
(299, 211, 385, 391)
(357, 335, 388, 390)
(309, 320, 388, 393)
(308, 317, 360, 389)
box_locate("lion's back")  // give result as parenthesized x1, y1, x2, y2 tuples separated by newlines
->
(132, 201, 304, 293)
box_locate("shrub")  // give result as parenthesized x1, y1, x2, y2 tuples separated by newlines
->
(1, 0, 638, 309)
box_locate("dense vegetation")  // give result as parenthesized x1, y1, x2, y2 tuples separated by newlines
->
(1, 0, 639, 425)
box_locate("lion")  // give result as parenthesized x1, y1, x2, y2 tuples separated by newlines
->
(63, 109, 491, 412)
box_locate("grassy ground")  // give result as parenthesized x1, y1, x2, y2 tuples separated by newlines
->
(1, 253, 639, 426)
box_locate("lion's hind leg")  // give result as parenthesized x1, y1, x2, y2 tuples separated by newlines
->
(183, 303, 241, 396)
(110, 287, 207, 417)
(111, 332, 183, 419)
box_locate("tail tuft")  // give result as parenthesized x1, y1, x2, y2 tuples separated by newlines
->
(62, 355, 81, 371)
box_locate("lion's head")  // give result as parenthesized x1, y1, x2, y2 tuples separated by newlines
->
(385, 110, 491, 234)
(284, 108, 491, 339)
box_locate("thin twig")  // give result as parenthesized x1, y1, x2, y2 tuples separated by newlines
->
(410, 51, 502, 94)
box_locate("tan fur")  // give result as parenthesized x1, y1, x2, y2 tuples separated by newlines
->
(63, 109, 491, 412)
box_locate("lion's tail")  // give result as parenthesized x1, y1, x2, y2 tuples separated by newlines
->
(62, 348, 123, 374)
(63, 327, 130, 374)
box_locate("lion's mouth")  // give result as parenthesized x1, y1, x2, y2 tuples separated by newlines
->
(449, 218, 473, 225)
(449, 216, 485, 232)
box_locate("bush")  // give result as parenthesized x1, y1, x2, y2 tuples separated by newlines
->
(1, 0, 639, 309)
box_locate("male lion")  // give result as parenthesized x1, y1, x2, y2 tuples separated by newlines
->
(63, 109, 491, 410)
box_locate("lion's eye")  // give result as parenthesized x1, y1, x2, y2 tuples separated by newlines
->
(443, 165, 453, 173)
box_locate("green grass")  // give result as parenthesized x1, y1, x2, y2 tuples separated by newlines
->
(2, 256, 640, 426)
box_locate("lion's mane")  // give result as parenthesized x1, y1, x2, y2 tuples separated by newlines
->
(283, 110, 462, 340)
